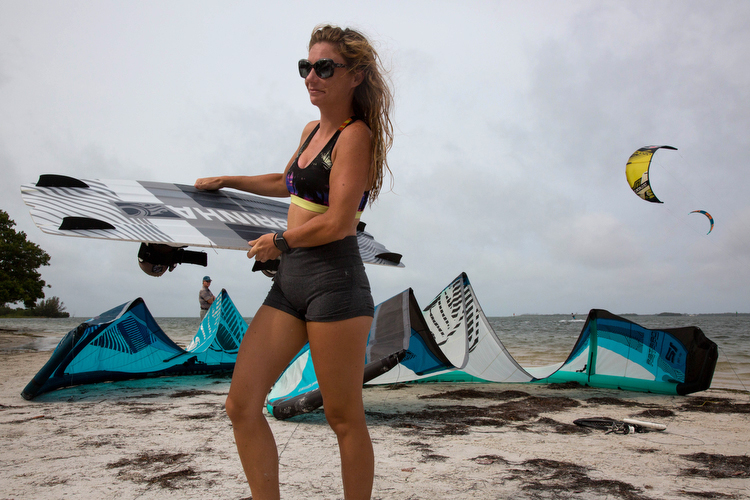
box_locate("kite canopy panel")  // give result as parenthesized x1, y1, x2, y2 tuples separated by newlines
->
(268, 273, 718, 419)
(21, 289, 246, 400)
(538, 309, 718, 395)
(625, 145, 677, 203)
(370, 274, 533, 385)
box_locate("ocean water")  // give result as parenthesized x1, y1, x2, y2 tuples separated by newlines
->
(0, 316, 213, 351)
(2, 313, 748, 392)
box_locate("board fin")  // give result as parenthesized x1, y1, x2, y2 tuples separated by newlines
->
(36, 174, 89, 188)
(59, 216, 116, 230)
(375, 252, 402, 265)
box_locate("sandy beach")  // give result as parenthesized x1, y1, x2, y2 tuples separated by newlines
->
(1, 332, 749, 500)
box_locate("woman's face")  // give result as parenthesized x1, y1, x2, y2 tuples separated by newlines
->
(304, 42, 359, 108)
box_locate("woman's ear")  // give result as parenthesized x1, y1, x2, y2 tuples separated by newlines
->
(352, 70, 365, 88)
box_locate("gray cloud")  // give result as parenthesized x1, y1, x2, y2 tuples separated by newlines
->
(1, 1, 748, 316)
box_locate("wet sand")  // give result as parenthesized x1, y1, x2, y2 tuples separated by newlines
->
(1, 335, 749, 499)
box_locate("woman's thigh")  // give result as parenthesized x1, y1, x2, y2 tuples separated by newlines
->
(306, 316, 372, 416)
(227, 305, 309, 410)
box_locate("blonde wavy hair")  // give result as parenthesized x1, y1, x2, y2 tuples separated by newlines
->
(309, 25, 394, 204)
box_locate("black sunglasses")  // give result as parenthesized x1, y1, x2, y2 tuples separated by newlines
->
(298, 59, 347, 79)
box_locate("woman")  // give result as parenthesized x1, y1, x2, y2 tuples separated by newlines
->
(195, 25, 393, 499)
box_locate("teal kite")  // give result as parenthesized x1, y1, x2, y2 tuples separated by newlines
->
(690, 210, 714, 234)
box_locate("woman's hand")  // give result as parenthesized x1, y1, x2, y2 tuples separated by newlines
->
(194, 177, 225, 191)
(247, 233, 282, 262)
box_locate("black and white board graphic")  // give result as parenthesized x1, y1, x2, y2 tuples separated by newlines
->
(21, 175, 403, 269)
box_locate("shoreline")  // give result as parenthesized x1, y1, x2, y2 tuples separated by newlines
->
(0, 329, 45, 351)
(1, 349, 749, 499)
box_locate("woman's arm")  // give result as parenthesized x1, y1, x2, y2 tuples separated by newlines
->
(194, 121, 319, 196)
(194, 174, 289, 197)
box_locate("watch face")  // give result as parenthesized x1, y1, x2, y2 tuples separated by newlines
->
(275, 233, 290, 252)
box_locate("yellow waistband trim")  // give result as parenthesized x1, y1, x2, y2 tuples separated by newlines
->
(290, 195, 363, 219)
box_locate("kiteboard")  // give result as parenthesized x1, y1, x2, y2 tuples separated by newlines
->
(573, 417, 666, 434)
(622, 418, 667, 431)
(21, 174, 403, 276)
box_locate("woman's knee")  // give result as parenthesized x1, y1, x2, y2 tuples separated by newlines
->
(324, 403, 366, 436)
(224, 393, 242, 422)
(225, 391, 263, 424)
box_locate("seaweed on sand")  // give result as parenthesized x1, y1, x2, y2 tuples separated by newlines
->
(680, 453, 750, 479)
(107, 451, 199, 489)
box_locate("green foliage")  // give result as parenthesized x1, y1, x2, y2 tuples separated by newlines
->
(0, 304, 18, 316)
(0, 210, 51, 308)
(30, 296, 70, 318)
(0, 297, 69, 317)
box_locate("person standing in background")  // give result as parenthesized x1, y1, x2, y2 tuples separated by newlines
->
(199, 276, 215, 319)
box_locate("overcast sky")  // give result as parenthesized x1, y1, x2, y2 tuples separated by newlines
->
(2, 1, 749, 317)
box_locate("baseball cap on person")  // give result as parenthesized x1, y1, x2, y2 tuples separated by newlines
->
(203, 276, 211, 282)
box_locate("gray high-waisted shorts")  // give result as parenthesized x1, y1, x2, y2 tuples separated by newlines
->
(262, 235, 374, 322)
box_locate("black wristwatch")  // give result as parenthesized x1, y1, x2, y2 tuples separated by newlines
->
(273, 232, 291, 253)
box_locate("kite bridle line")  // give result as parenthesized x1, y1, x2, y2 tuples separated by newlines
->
(717, 345, 749, 394)
(276, 418, 302, 461)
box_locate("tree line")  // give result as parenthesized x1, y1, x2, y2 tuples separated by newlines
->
(1, 210, 69, 317)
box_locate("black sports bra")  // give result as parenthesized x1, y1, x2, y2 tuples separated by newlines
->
(285, 117, 369, 217)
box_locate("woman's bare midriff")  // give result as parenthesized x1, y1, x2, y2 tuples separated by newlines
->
(286, 203, 360, 236)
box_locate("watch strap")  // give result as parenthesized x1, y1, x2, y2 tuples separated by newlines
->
(273, 232, 291, 253)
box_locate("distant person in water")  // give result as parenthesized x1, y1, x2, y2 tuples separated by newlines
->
(199, 276, 215, 319)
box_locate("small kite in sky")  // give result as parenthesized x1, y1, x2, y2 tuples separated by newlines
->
(690, 210, 714, 234)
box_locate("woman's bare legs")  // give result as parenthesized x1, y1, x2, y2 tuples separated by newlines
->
(308, 316, 374, 499)
(226, 309, 373, 499)
(225, 305, 308, 500)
